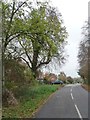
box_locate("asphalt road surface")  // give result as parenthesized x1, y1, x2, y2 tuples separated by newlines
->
(34, 84, 88, 119)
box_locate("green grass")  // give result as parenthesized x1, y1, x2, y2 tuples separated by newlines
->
(2, 84, 61, 118)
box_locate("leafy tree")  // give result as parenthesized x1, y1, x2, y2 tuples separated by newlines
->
(58, 72, 67, 83)
(2, 0, 68, 107)
(73, 77, 84, 84)
(67, 76, 73, 84)
(2, 0, 29, 53)
(7, 1, 68, 78)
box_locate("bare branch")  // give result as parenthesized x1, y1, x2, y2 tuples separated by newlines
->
(18, 40, 33, 65)
(37, 59, 51, 69)
(16, 56, 31, 69)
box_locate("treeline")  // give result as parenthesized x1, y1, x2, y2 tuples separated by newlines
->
(78, 22, 90, 85)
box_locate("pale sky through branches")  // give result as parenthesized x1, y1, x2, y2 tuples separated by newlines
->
(7, 0, 89, 77)
(42, 0, 89, 77)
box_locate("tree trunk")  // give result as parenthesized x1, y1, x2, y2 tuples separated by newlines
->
(32, 48, 39, 79)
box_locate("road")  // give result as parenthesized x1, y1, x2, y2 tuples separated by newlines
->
(34, 84, 88, 119)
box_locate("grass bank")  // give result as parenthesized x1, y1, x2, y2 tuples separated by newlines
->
(2, 84, 62, 118)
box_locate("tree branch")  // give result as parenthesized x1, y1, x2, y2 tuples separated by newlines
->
(16, 56, 31, 69)
(37, 50, 52, 69)
(18, 40, 33, 65)
(14, 1, 26, 15)
(5, 1, 15, 40)
(4, 33, 21, 52)
(37, 58, 51, 69)
(4, 1, 27, 51)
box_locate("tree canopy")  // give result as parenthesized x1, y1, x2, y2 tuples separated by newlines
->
(2, 0, 68, 78)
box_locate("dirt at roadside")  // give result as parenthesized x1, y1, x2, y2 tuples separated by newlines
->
(81, 84, 90, 92)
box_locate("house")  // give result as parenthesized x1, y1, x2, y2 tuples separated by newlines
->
(36, 70, 44, 82)
(44, 73, 57, 83)
(49, 73, 57, 82)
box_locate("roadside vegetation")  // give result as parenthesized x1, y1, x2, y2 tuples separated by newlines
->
(81, 84, 90, 92)
(77, 21, 90, 91)
(2, 84, 61, 118)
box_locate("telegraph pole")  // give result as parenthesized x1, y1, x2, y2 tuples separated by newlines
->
(0, 1, 2, 119)
(88, 1, 90, 120)
(88, 2, 90, 84)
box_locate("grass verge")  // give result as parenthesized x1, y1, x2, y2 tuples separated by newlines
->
(2, 84, 62, 118)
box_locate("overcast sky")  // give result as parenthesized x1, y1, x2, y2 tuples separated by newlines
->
(42, 0, 89, 77)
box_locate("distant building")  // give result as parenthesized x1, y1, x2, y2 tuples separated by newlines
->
(49, 73, 57, 82)
(44, 73, 57, 82)
(37, 70, 44, 80)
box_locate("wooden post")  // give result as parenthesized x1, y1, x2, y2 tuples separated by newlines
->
(88, 1, 90, 120)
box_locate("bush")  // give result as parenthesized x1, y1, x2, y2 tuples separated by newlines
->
(4, 58, 26, 86)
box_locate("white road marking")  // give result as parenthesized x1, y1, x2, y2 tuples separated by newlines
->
(71, 93, 74, 100)
(70, 85, 83, 120)
(75, 104, 83, 120)
(70, 88, 72, 92)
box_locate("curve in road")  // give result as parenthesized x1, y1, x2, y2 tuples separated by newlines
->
(34, 84, 88, 119)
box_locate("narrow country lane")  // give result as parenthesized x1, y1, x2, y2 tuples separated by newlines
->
(34, 84, 88, 119)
